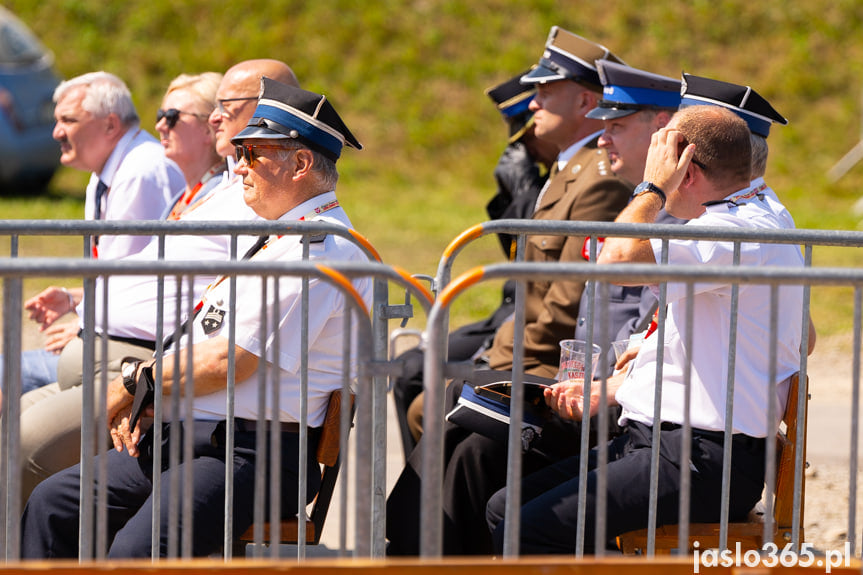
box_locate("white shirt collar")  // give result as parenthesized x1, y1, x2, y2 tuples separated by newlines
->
(96, 125, 140, 186)
(556, 129, 603, 172)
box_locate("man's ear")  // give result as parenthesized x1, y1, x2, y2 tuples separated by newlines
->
(655, 110, 673, 130)
(104, 113, 122, 137)
(292, 148, 314, 181)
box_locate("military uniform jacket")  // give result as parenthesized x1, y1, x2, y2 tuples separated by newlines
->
(487, 138, 632, 378)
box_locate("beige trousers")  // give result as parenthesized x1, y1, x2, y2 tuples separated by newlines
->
(15, 336, 153, 503)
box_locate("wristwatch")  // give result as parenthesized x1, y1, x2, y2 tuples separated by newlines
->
(634, 181, 666, 208)
(121, 358, 143, 396)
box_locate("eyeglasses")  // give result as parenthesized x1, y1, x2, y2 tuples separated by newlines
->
(234, 143, 294, 168)
(690, 156, 708, 171)
(156, 108, 207, 129)
(216, 96, 257, 118)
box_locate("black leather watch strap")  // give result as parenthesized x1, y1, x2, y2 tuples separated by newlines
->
(634, 181, 666, 208)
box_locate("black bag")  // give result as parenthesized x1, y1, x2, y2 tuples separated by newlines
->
(446, 379, 553, 453)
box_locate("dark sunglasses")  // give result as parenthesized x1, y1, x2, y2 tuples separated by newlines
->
(234, 143, 293, 168)
(156, 108, 206, 129)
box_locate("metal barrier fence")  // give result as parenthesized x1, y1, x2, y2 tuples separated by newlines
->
(420, 220, 863, 560)
(0, 221, 433, 563)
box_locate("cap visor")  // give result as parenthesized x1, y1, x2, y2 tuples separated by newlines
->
(521, 64, 566, 85)
(585, 106, 637, 120)
(231, 125, 293, 144)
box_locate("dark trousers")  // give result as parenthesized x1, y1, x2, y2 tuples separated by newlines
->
(392, 290, 516, 457)
(486, 421, 767, 554)
(387, 373, 598, 556)
(21, 419, 320, 559)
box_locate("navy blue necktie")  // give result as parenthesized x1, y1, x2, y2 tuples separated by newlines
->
(93, 179, 108, 221)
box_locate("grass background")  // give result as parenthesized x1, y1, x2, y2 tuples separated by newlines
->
(5, 0, 863, 338)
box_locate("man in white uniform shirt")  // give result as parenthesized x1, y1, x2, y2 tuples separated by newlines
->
(22, 78, 371, 559)
(486, 105, 804, 554)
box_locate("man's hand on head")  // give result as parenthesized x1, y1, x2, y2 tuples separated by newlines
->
(642, 126, 695, 194)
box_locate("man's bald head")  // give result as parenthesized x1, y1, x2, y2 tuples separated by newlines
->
(210, 59, 300, 158)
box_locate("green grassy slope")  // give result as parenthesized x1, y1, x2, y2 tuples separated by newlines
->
(7, 0, 863, 334)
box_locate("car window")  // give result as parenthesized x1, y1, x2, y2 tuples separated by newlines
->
(0, 8, 48, 66)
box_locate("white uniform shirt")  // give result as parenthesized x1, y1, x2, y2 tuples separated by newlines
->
(615, 190, 804, 437)
(86, 127, 185, 259)
(749, 177, 796, 229)
(91, 176, 260, 342)
(176, 191, 373, 428)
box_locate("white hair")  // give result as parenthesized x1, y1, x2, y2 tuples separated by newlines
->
(53, 71, 139, 126)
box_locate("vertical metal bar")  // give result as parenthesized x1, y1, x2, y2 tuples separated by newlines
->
(223, 270, 238, 559)
(182, 276, 197, 558)
(371, 276, 389, 558)
(418, 300, 449, 557)
(793, 245, 813, 550)
(676, 283, 695, 553)
(719, 242, 742, 550)
(94, 276, 110, 559)
(167, 275, 184, 558)
(2, 276, 22, 561)
(594, 280, 610, 556)
(339, 312, 353, 556)
(151, 238, 167, 561)
(249, 276, 268, 559)
(849, 287, 861, 556)
(762, 285, 780, 546)
(647, 239, 670, 556)
(575, 236, 598, 557)
(269, 276, 284, 560)
(502, 233, 527, 557)
(295, 239, 311, 557)
(78, 276, 96, 561)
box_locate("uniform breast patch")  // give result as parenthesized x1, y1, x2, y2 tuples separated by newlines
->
(201, 305, 226, 334)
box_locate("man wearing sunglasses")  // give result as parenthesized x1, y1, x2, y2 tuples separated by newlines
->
(22, 78, 372, 559)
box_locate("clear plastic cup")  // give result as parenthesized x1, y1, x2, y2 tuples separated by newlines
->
(556, 339, 601, 381)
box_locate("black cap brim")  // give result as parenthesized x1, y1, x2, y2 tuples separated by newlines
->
(232, 124, 298, 143)
(521, 63, 566, 85)
(586, 106, 638, 120)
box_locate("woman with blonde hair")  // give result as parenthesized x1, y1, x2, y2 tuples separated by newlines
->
(156, 72, 225, 219)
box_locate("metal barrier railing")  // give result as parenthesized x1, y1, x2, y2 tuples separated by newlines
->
(0, 234, 433, 561)
(421, 259, 858, 558)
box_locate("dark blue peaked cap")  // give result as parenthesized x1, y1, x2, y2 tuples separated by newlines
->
(680, 73, 788, 138)
(521, 26, 624, 91)
(486, 70, 535, 120)
(486, 70, 536, 143)
(587, 61, 681, 120)
(232, 77, 362, 162)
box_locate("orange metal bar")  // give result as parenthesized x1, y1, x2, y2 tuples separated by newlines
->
(315, 264, 370, 316)
(436, 266, 486, 309)
(441, 223, 485, 260)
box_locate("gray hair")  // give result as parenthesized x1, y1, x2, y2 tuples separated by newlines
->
(274, 143, 339, 191)
(750, 133, 769, 179)
(53, 71, 139, 126)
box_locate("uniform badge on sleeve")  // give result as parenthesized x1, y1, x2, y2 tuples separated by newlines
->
(201, 305, 226, 334)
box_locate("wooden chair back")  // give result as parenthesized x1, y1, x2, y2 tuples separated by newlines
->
(616, 372, 808, 554)
(233, 390, 354, 554)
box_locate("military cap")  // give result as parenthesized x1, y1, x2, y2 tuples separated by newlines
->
(680, 73, 787, 137)
(520, 26, 624, 91)
(586, 61, 681, 120)
(232, 77, 362, 162)
(486, 70, 536, 143)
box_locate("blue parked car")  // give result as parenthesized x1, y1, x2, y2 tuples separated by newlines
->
(0, 6, 60, 192)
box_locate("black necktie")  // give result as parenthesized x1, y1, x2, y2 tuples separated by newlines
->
(94, 179, 108, 221)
